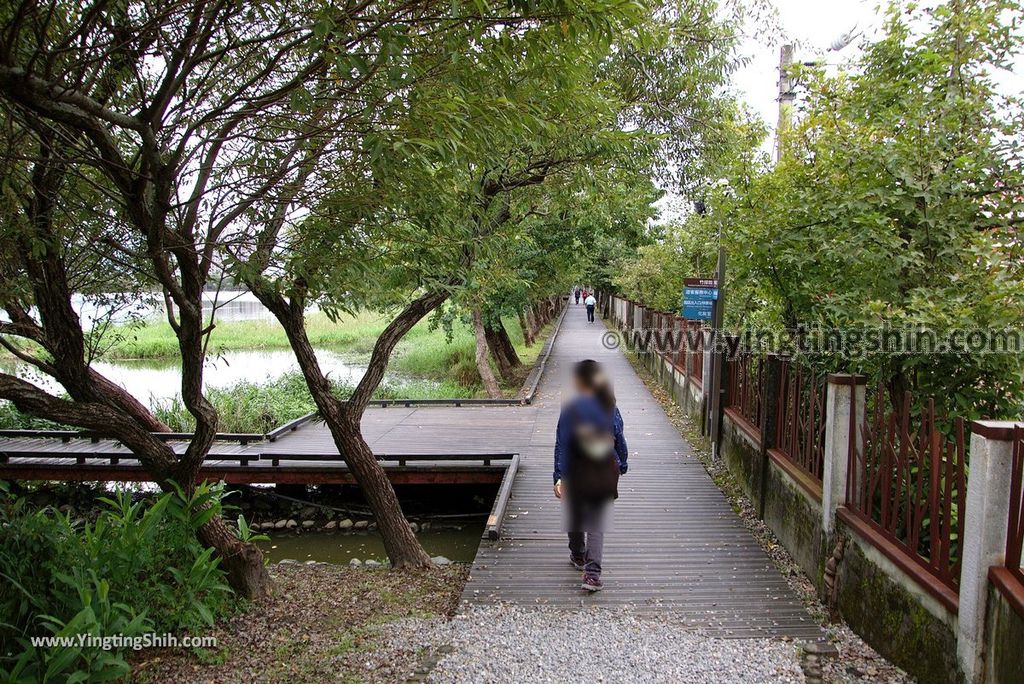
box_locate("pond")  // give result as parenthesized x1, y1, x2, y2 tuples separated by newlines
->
(0, 348, 375, 405)
(259, 522, 484, 565)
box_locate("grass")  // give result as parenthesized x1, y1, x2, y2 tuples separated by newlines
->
(108, 310, 546, 390)
(0, 311, 555, 432)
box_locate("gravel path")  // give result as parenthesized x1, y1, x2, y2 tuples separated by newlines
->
(427, 605, 805, 684)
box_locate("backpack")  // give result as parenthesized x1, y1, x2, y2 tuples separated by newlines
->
(567, 406, 620, 502)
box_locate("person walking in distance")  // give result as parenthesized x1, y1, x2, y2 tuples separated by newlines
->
(553, 360, 628, 591)
(584, 292, 597, 323)
(574, 287, 581, 305)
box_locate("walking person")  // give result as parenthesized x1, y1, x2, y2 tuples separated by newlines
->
(574, 287, 581, 305)
(553, 360, 628, 591)
(584, 292, 596, 323)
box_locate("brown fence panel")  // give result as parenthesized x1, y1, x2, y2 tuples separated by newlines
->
(672, 316, 686, 371)
(725, 348, 763, 437)
(772, 360, 827, 482)
(1008, 425, 1024, 583)
(847, 387, 968, 592)
(688, 321, 703, 385)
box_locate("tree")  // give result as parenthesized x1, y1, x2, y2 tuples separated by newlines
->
(616, 0, 1024, 418)
(230, 0, 743, 564)
(0, 0, 363, 596)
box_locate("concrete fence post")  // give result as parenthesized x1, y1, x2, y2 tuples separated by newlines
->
(821, 374, 866, 535)
(957, 421, 1017, 684)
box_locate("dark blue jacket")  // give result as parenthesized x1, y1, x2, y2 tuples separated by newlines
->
(553, 395, 628, 484)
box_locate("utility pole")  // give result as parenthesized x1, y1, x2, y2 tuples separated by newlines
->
(775, 43, 795, 163)
(708, 244, 726, 458)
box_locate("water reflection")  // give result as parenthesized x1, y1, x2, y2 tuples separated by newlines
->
(1, 348, 367, 405)
(65, 289, 311, 325)
(260, 525, 484, 565)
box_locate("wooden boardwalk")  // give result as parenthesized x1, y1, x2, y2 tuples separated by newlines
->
(0, 303, 823, 638)
(460, 306, 824, 640)
(0, 408, 533, 485)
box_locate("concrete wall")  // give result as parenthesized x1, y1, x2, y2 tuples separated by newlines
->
(836, 519, 963, 684)
(984, 581, 1024, 684)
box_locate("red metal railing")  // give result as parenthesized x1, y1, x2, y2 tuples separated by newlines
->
(671, 316, 685, 371)
(688, 321, 703, 385)
(847, 386, 968, 591)
(1007, 425, 1024, 583)
(773, 360, 827, 482)
(725, 348, 762, 437)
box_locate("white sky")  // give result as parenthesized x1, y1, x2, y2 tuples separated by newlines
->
(655, 0, 1023, 219)
(731, 0, 1024, 151)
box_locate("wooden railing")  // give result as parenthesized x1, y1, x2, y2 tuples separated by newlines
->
(847, 387, 968, 592)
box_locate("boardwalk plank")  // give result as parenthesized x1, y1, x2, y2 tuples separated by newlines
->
(459, 306, 824, 641)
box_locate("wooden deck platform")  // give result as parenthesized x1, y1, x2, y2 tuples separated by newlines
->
(0, 409, 531, 485)
(459, 305, 825, 640)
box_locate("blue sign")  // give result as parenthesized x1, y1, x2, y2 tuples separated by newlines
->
(680, 277, 719, 321)
(684, 287, 719, 301)
(683, 301, 714, 320)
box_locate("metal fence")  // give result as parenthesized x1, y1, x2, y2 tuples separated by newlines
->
(846, 386, 969, 592)
(1007, 425, 1024, 583)
(724, 347, 763, 437)
(689, 323, 703, 385)
(773, 360, 828, 483)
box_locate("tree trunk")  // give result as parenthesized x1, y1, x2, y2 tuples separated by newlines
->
(517, 309, 534, 347)
(472, 308, 502, 398)
(328, 405, 430, 567)
(484, 325, 513, 380)
(249, 284, 444, 567)
(526, 304, 538, 339)
(199, 516, 272, 599)
(485, 319, 521, 381)
(89, 369, 172, 432)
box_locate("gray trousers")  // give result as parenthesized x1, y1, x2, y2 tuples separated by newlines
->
(568, 530, 604, 576)
(566, 500, 608, 576)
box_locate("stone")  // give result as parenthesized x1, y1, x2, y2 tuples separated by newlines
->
(274, 519, 288, 529)
(367, 522, 377, 531)
(338, 519, 354, 530)
(409, 522, 419, 532)
(349, 558, 362, 566)
(324, 520, 337, 530)
(301, 520, 315, 529)
(278, 558, 298, 565)
(364, 559, 381, 568)
(353, 520, 369, 530)
(285, 519, 298, 529)
(802, 642, 838, 657)
(431, 555, 452, 566)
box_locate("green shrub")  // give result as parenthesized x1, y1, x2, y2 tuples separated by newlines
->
(0, 483, 234, 682)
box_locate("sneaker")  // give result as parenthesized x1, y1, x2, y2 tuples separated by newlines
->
(581, 575, 603, 592)
(570, 554, 586, 570)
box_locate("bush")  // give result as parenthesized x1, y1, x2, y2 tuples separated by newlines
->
(152, 371, 467, 433)
(0, 482, 234, 682)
